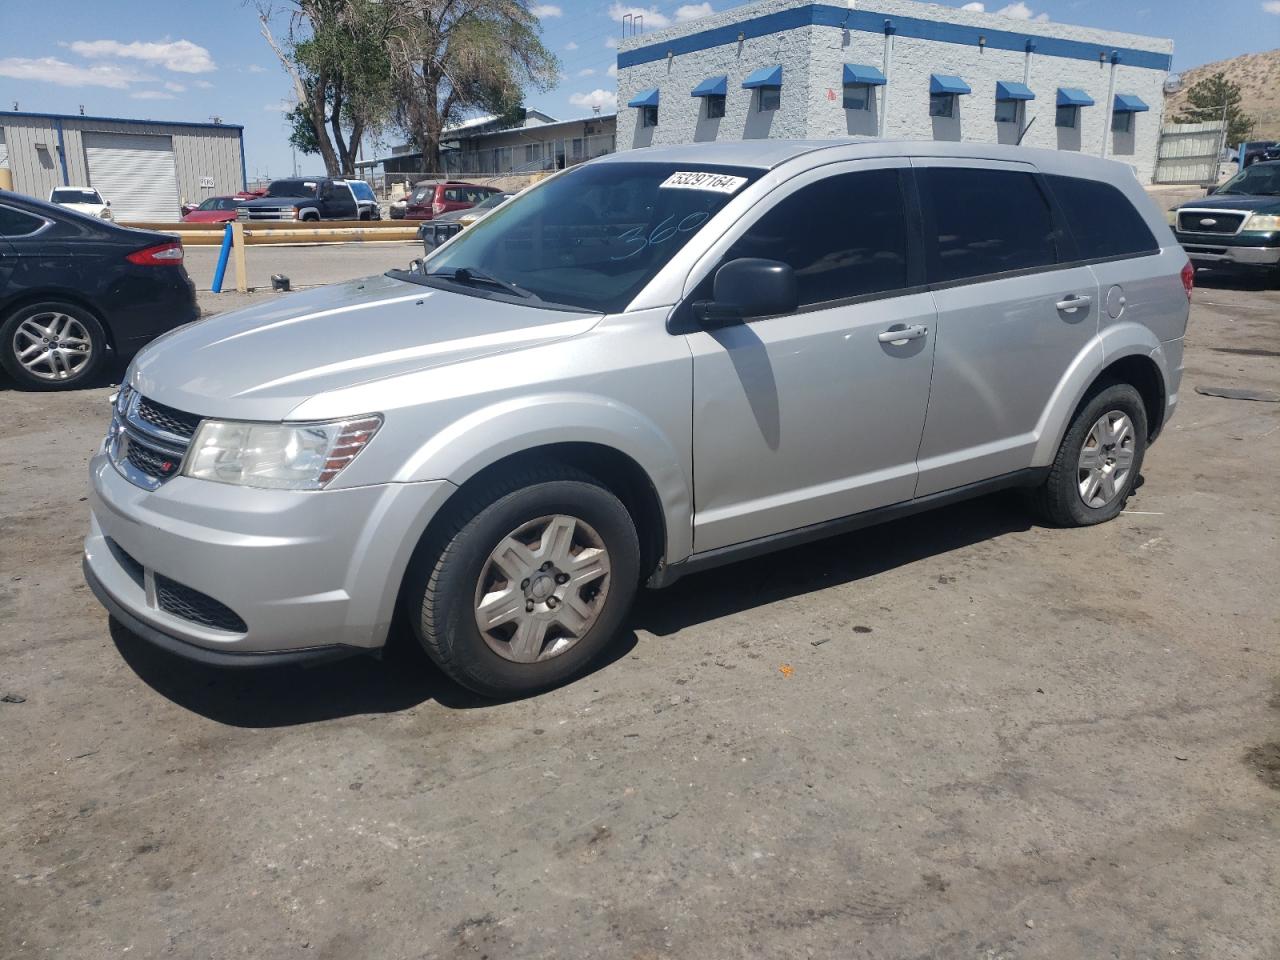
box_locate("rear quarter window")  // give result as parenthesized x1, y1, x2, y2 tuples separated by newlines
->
(1045, 175, 1159, 260)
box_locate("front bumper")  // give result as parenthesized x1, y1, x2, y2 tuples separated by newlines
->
(85, 451, 455, 661)
(1177, 235, 1280, 269)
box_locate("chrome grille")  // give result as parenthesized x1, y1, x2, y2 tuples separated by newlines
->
(1176, 210, 1247, 235)
(108, 387, 199, 490)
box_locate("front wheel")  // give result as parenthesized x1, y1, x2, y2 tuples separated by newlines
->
(1029, 381, 1148, 526)
(0, 301, 106, 390)
(407, 466, 641, 697)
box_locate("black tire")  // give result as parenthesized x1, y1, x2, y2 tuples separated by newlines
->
(1029, 381, 1148, 527)
(0, 300, 107, 391)
(300, 212, 320, 222)
(406, 464, 641, 698)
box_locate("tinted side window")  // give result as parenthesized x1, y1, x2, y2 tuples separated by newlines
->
(726, 169, 910, 306)
(1046, 174, 1159, 260)
(919, 167, 1059, 283)
(0, 205, 46, 237)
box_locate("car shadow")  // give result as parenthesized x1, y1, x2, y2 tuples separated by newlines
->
(113, 491, 1039, 726)
(110, 617, 640, 728)
(1193, 268, 1277, 293)
(630, 492, 1035, 638)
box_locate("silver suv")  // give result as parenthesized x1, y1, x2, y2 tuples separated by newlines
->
(85, 141, 1191, 697)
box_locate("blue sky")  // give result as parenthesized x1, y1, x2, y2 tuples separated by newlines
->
(1, 0, 1277, 180)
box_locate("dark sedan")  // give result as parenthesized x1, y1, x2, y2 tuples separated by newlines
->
(0, 189, 198, 390)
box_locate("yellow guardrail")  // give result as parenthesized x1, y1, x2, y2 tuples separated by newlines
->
(121, 219, 420, 245)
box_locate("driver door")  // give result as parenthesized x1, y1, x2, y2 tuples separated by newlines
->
(685, 161, 938, 552)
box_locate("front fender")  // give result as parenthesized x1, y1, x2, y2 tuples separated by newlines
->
(394, 392, 694, 565)
(1031, 322, 1167, 466)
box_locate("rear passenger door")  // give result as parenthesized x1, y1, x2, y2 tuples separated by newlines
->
(687, 161, 938, 551)
(912, 160, 1100, 496)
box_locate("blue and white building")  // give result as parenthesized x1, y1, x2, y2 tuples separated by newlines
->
(616, 0, 1173, 182)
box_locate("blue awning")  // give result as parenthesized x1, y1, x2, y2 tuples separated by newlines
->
(842, 64, 886, 87)
(929, 74, 971, 96)
(1113, 93, 1150, 113)
(627, 88, 660, 108)
(996, 80, 1035, 102)
(691, 75, 728, 98)
(1057, 87, 1095, 107)
(742, 65, 783, 89)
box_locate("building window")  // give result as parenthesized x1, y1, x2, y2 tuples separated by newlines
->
(1056, 105, 1078, 128)
(641, 105, 658, 128)
(758, 87, 780, 112)
(1111, 111, 1133, 133)
(994, 100, 1019, 124)
(843, 84, 871, 111)
(929, 93, 955, 119)
(705, 94, 726, 119)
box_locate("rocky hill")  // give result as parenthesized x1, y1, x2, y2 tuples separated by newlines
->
(1166, 48, 1280, 142)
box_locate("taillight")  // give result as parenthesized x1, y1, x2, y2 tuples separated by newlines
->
(1180, 260, 1194, 300)
(126, 241, 184, 266)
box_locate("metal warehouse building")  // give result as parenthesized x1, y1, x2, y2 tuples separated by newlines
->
(0, 111, 246, 221)
(616, 0, 1173, 182)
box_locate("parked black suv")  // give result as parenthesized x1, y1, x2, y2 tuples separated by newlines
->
(237, 177, 359, 222)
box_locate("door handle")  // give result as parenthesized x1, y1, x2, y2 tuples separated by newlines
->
(1055, 294, 1092, 312)
(877, 324, 929, 345)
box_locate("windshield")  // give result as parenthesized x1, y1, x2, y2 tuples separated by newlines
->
(266, 179, 318, 198)
(52, 189, 100, 205)
(198, 197, 237, 211)
(417, 162, 763, 312)
(348, 181, 374, 200)
(474, 193, 508, 210)
(1217, 163, 1280, 196)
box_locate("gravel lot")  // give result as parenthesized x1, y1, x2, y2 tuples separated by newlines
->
(1, 265, 1277, 959)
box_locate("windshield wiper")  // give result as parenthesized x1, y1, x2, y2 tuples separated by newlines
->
(426, 266, 540, 301)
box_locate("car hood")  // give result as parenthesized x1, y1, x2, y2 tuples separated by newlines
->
(1179, 194, 1280, 214)
(128, 273, 601, 420)
(60, 202, 107, 216)
(183, 210, 236, 222)
(240, 195, 312, 208)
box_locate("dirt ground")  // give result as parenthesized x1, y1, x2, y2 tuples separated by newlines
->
(1, 264, 1277, 960)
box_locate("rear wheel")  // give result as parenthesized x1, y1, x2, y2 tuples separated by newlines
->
(0, 301, 106, 390)
(1029, 381, 1147, 526)
(407, 465, 640, 697)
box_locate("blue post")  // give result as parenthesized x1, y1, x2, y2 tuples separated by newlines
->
(211, 222, 233, 293)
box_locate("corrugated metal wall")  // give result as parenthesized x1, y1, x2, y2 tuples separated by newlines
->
(1155, 120, 1227, 185)
(0, 116, 244, 211)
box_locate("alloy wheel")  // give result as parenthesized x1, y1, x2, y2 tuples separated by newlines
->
(473, 514, 612, 664)
(12, 312, 94, 382)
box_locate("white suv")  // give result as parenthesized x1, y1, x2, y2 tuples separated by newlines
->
(49, 186, 112, 220)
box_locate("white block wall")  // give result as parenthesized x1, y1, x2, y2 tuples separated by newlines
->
(617, 0, 1172, 182)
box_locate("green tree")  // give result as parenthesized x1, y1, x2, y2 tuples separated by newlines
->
(259, 0, 394, 175)
(1174, 72, 1251, 147)
(385, 0, 559, 171)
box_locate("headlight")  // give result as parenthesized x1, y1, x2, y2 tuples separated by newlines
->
(1166, 209, 1178, 225)
(100, 208, 113, 220)
(184, 415, 382, 490)
(1245, 213, 1280, 231)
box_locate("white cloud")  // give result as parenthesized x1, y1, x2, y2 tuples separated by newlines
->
(995, 2, 1049, 20)
(675, 2, 713, 20)
(69, 38, 216, 73)
(164, 81, 185, 92)
(264, 100, 297, 113)
(0, 56, 145, 88)
(531, 4, 562, 16)
(961, 2, 985, 10)
(194, 79, 213, 88)
(578, 67, 596, 76)
(569, 88, 617, 111)
(246, 64, 267, 73)
(130, 90, 175, 100)
(608, 4, 671, 28)
(605, 36, 619, 48)
(1264, 1, 1280, 13)
(565, 40, 579, 50)
(607, 62, 618, 77)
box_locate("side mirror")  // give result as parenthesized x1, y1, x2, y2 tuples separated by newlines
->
(693, 258, 798, 328)
(1205, 184, 1218, 196)
(105, 200, 111, 207)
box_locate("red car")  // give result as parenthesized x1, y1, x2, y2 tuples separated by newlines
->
(403, 180, 501, 220)
(182, 196, 246, 223)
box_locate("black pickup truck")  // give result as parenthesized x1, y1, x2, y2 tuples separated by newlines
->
(236, 177, 359, 222)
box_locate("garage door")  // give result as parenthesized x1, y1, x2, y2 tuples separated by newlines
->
(83, 132, 180, 221)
